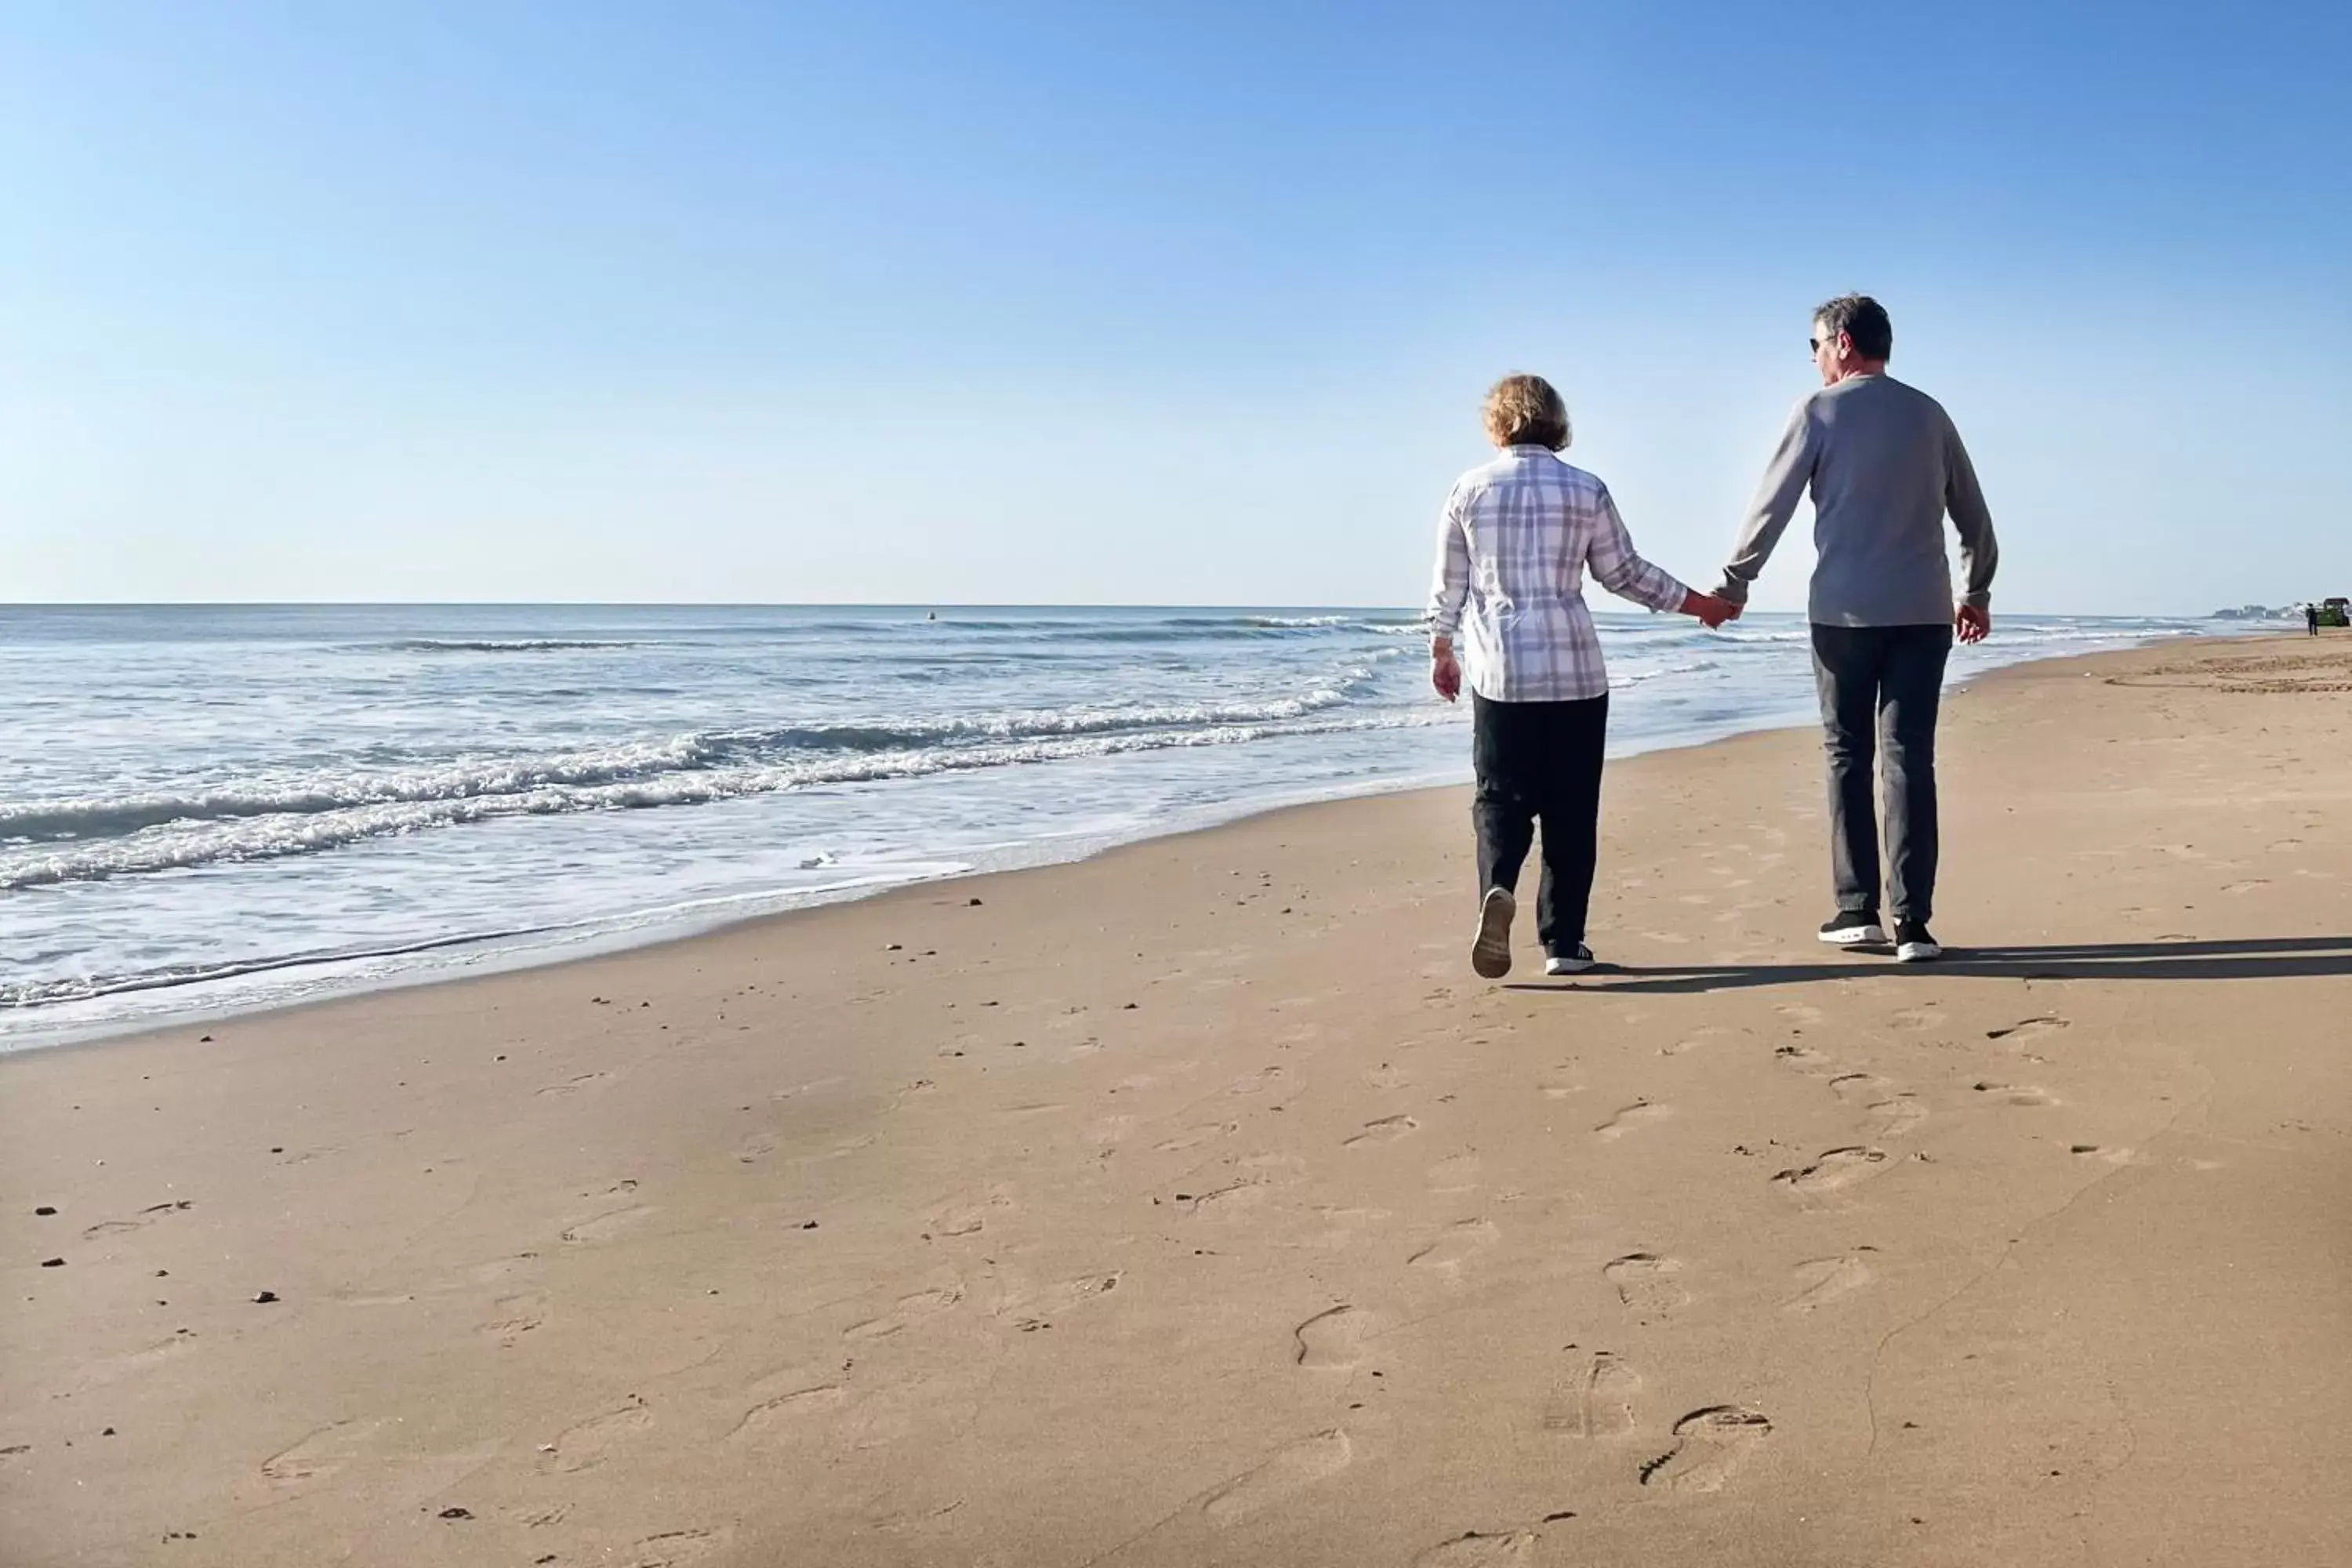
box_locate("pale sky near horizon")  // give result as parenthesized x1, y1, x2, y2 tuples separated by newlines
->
(5, 3, 2347, 615)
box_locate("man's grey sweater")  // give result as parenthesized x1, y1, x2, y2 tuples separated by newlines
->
(1716, 372, 1998, 627)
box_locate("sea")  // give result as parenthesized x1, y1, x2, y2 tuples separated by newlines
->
(0, 604, 2230, 1049)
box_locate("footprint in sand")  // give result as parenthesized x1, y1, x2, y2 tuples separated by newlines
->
(925, 1185, 1015, 1240)
(1294, 1305, 1376, 1369)
(1409, 1218, 1501, 1274)
(2069, 1143, 2136, 1165)
(1776, 1004, 1825, 1028)
(260, 1419, 387, 1486)
(1603, 1254, 1688, 1316)
(1155, 1121, 1240, 1152)
(1775, 1044, 1835, 1073)
(1200, 1429, 1352, 1524)
(626, 1526, 735, 1566)
(1426, 1152, 1482, 1192)
(80, 1200, 195, 1240)
(1973, 1081, 2058, 1107)
(1773, 1147, 1887, 1196)
(844, 1287, 964, 1341)
(1661, 1028, 1729, 1057)
(1865, 1094, 1929, 1137)
(1829, 1073, 1890, 1102)
(1781, 1250, 1878, 1313)
(561, 1204, 657, 1244)
(1175, 1180, 1270, 1217)
(728, 1381, 848, 1442)
(1889, 1007, 1947, 1032)
(1411, 1531, 1539, 1566)
(1540, 1073, 1585, 1100)
(1004, 1269, 1127, 1330)
(1593, 1101, 1671, 1142)
(1345, 1115, 1421, 1146)
(1228, 1065, 1288, 1097)
(540, 1397, 651, 1473)
(1987, 1016, 2069, 1043)
(1542, 1350, 1639, 1437)
(1639, 1406, 1772, 1493)
(535, 1070, 614, 1097)
(1366, 1063, 1411, 1090)
(481, 1291, 548, 1343)
(734, 1131, 779, 1163)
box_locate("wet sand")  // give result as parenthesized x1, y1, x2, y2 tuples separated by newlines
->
(4, 633, 2349, 1566)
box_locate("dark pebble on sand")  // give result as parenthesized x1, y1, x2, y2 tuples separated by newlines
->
(1122, 1002, 1138, 1010)
(886, 943, 903, 951)
(967, 897, 983, 906)
(252, 1290, 278, 1304)
(102, 1427, 115, 1436)
(437, 1506, 473, 1520)
(198, 1035, 212, 1043)
(801, 1220, 818, 1229)
(270, 1147, 284, 1154)
(40, 1258, 64, 1268)
(34, 1207, 55, 1217)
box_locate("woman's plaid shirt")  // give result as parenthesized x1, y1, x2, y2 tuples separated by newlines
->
(1425, 446, 1690, 702)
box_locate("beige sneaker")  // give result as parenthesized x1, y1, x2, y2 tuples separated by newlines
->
(1470, 887, 1515, 978)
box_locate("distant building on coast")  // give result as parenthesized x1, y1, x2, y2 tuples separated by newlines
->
(2211, 604, 2296, 620)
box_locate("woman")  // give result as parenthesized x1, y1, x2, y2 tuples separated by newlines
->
(1427, 373, 1734, 978)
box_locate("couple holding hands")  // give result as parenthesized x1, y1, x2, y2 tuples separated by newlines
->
(1427, 294, 1999, 978)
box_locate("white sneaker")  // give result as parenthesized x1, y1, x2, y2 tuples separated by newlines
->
(1545, 944, 1595, 976)
(1470, 887, 1515, 978)
(1893, 920, 1943, 963)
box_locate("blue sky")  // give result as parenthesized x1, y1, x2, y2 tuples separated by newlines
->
(5, 2, 2347, 612)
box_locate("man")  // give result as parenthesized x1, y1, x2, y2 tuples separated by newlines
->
(1429, 373, 1735, 979)
(1714, 295, 1998, 964)
(2308, 604, 2321, 637)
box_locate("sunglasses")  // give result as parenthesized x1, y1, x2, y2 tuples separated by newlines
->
(1809, 335, 1837, 354)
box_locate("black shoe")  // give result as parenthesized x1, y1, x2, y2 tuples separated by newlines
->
(1893, 920, 1942, 963)
(1817, 910, 1887, 946)
(1544, 944, 1595, 976)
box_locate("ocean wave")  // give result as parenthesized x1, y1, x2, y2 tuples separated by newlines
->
(377, 637, 650, 653)
(0, 659, 1406, 845)
(0, 711, 1454, 891)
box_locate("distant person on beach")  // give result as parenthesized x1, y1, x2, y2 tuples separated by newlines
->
(1428, 373, 1737, 979)
(1711, 294, 1999, 964)
(2307, 604, 2321, 637)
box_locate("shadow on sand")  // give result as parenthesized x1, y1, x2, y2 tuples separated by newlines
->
(1504, 935, 2352, 996)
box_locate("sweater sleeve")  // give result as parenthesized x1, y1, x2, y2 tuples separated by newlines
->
(1943, 411, 1998, 610)
(1716, 399, 1818, 606)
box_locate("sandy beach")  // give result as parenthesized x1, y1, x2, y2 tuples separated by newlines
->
(4, 633, 2347, 1567)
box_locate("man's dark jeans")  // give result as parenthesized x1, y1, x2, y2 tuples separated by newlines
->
(1810, 622, 1953, 924)
(1472, 691, 1608, 954)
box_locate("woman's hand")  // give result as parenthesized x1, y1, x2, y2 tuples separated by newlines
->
(1430, 641, 1462, 702)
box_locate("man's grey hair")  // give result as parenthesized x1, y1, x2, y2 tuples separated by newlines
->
(1815, 294, 1893, 361)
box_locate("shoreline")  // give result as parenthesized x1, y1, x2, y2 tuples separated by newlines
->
(1, 630, 2253, 1056)
(2, 630, 2346, 1566)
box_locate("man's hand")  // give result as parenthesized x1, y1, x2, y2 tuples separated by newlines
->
(1682, 590, 1740, 630)
(1430, 643, 1462, 703)
(1955, 604, 1991, 644)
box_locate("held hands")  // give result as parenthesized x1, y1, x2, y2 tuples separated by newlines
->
(1955, 604, 1991, 644)
(1682, 590, 1741, 630)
